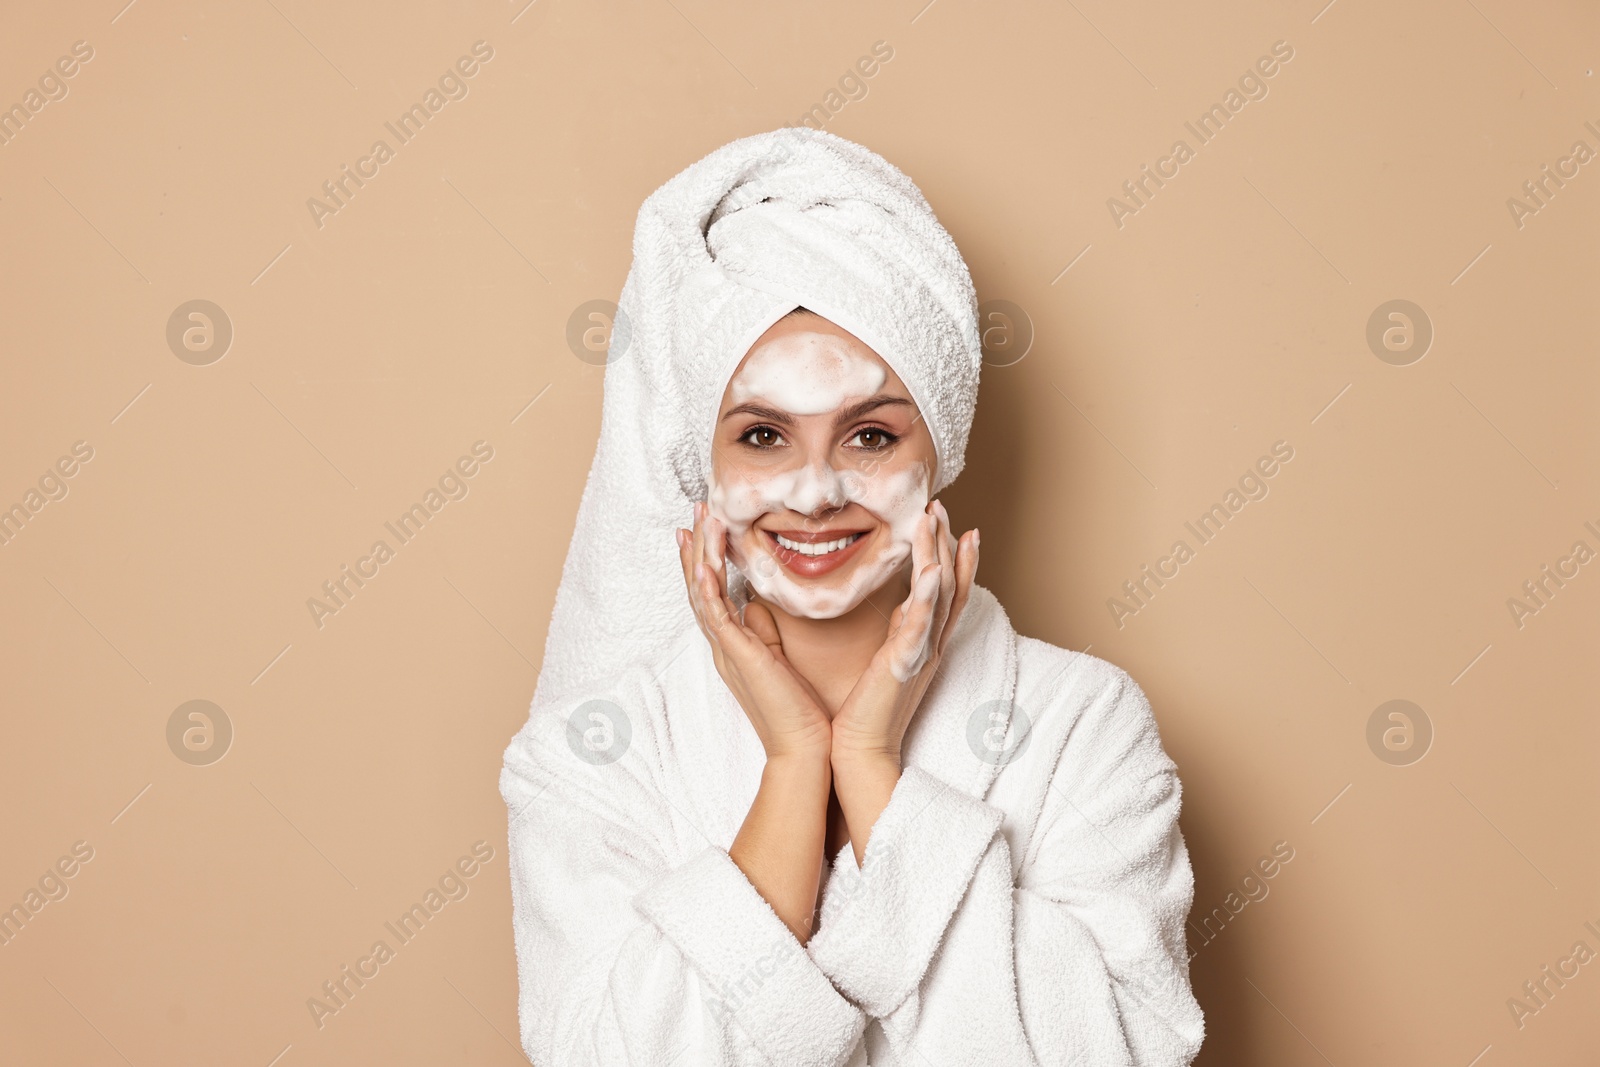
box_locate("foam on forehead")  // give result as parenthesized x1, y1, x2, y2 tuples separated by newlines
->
(726, 319, 888, 416)
(696, 285, 949, 494)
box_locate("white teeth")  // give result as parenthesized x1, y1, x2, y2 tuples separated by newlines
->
(774, 532, 861, 556)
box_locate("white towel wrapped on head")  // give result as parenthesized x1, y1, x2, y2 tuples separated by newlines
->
(527, 126, 982, 712)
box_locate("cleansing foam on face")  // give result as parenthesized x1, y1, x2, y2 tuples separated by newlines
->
(709, 330, 931, 619)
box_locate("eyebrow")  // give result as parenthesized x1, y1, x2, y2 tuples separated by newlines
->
(721, 394, 914, 427)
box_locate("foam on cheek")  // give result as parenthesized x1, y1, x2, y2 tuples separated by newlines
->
(829, 459, 931, 614)
(708, 466, 858, 618)
(707, 457, 932, 621)
(728, 334, 886, 416)
(709, 336, 928, 620)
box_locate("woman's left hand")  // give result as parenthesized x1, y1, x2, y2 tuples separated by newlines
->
(830, 499, 978, 787)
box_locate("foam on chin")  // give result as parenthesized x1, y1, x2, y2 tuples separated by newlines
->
(708, 459, 931, 619)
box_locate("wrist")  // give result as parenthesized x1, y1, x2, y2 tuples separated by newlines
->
(830, 749, 902, 802)
(830, 744, 901, 775)
(764, 746, 833, 785)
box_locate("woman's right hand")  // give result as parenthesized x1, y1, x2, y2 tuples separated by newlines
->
(677, 502, 833, 763)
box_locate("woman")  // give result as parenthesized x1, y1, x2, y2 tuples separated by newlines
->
(501, 127, 1205, 1066)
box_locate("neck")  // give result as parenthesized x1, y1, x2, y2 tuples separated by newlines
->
(751, 567, 912, 715)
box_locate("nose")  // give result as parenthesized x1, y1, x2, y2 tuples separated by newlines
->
(785, 458, 850, 516)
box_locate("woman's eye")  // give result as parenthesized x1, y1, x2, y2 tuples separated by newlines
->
(740, 426, 784, 448)
(850, 428, 897, 450)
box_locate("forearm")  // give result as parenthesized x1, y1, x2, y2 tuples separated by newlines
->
(830, 752, 900, 868)
(729, 750, 832, 943)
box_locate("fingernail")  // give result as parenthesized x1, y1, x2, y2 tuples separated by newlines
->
(973, 528, 981, 549)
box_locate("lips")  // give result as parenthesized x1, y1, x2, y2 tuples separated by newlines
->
(763, 528, 871, 578)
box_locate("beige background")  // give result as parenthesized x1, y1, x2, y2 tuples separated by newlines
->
(1, 0, 1595, 1063)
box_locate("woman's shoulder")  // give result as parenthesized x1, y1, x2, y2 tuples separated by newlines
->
(505, 627, 736, 783)
(1009, 633, 1172, 771)
(1012, 633, 1146, 709)
(502, 627, 703, 774)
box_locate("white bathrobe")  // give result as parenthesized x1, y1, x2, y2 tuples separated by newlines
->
(500, 584, 1205, 1065)
(501, 125, 1204, 1066)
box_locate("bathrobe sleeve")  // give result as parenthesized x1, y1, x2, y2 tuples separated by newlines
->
(804, 666, 1205, 1065)
(500, 704, 867, 1067)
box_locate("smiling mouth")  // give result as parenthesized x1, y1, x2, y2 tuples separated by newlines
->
(763, 529, 870, 577)
(773, 531, 864, 556)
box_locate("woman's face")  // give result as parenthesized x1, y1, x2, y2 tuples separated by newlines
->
(708, 312, 937, 619)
